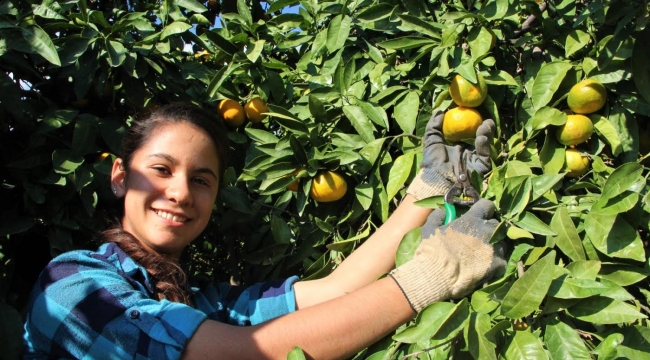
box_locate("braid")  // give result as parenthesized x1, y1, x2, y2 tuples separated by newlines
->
(101, 225, 192, 305)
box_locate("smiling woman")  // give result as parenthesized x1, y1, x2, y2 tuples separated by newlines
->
(22, 103, 504, 360)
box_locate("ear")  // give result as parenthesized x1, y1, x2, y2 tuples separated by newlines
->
(111, 158, 126, 197)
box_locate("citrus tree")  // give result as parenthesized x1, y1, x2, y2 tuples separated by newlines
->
(1, 0, 650, 359)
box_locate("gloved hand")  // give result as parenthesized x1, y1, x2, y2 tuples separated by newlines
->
(406, 110, 495, 201)
(388, 199, 507, 312)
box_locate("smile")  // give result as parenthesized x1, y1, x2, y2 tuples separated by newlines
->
(154, 209, 189, 223)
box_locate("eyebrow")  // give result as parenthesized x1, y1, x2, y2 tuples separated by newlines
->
(148, 153, 219, 180)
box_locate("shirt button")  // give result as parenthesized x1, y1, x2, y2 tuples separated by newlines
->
(129, 310, 140, 319)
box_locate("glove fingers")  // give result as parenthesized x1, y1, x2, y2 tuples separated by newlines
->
(421, 207, 446, 239)
(476, 118, 495, 140)
(464, 198, 496, 220)
(423, 111, 445, 147)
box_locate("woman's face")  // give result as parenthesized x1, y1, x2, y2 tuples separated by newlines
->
(111, 121, 220, 260)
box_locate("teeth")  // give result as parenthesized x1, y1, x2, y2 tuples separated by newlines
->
(155, 210, 188, 223)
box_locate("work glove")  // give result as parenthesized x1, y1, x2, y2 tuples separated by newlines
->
(389, 199, 507, 312)
(406, 110, 495, 201)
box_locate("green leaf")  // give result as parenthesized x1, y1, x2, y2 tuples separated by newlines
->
(105, 40, 126, 67)
(386, 152, 415, 200)
(565, 29, 591, 58)
(504, 329, 549, 360)
(160, 21, 192, 40)
(595, 333, 624, 360)
(32, 4, 66, 20)
(246, 39, 265, 63)
(632, 33, 650, 104)
(501, 251, 556, 318)
(499, 176, 532, 219)
(566, 260, 600, 280)
(592, 115, 623, 156)
(52, 150, 84, 174)
(271, 216, 291, 244)
(567, 296, 647, 324)
(204, 30, 239, 56)
(395, 227, 421, 267)
(617, 326, 650, 359)
(540, 132, 565, 175)
(342, 105, 375, 143)
(594, 162, 643, 206)
(550, 206, 586, 261)
(599, 264, 649, 286)
(467, 312, 497, 360)
(393, 302, 456, 343)
(544, 317, 591, 360)
(507, 225, 534, 240)
(22, 25, 60, 66)
(393, 91, 419, 135)
(549, 276, 613, 299)
(531, 61, 573, 110)
(357, 100, 388, 129)
(396, 14, 441, 40)
(326, 14, 351, 52)
(246, 128, 278, 144)
(585, 213, 645, 262)
(531, 173, 564, 201)
(174, 0, 207, 12)
(484, 70, 519, 86)
(354, 183, 373, 211)
(529, 107, 567, 133)
(513, 211, 556, 236)
(377, 37, 437, 50)
(286, 346, 307, 360)
(207, 62, 242, 100)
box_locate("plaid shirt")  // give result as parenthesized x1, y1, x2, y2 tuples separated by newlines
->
(23, 242, 298, 359)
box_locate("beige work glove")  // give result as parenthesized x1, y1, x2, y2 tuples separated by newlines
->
(389, 199, 506, 312)
(406, 110, 495, 200)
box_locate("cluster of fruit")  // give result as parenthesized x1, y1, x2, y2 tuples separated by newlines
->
(218, 97, 269, 127)
(442, 74, 489, 142)
(556, 79, 607, 178)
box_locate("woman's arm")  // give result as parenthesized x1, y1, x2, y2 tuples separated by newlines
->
(183, 276, 413, 360)
(293, 194, 431, 309)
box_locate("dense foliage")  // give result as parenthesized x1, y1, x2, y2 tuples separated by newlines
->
(1, 0, 649, 359)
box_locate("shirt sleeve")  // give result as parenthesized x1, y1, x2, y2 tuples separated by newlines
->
(193, 276, 299, 326)
(23, 251, 206, 360)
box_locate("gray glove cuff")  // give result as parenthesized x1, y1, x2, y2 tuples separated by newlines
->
(406, 170, 453, 201)
(388, 256, 455, 313)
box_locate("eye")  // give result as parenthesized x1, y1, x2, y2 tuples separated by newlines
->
(152, 166, 170, 175)
(192, 177, 210, 186)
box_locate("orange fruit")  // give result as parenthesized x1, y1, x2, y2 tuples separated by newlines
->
(565, 149, 590, 178)
(567, 79, 607, 114)
(442, 107, 483, 143)
(556, 114, 593, 146)
(244, 97, 269, 123)
(218, 99, 245, 127)
(309, 171, 347, 202)
(286, 167, 305, 192)
(449, 74, 488, 108)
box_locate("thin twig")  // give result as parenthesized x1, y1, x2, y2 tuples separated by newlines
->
(513, 2, 548, 38)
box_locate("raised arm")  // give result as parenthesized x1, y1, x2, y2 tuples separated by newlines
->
(293, 111, 495, 309)
(184, 199, 505, 359)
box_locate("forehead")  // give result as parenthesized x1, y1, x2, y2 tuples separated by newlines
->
(137, 121, 220, 167)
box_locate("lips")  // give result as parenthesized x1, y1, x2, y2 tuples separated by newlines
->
(154, 209, 189, 223)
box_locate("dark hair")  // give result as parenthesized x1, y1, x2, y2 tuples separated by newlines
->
(102, 102, 229, 304)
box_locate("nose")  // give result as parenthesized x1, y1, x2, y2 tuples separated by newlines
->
(167, 176, 193, 206)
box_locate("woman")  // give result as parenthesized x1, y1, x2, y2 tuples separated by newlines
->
(23, 103, 504, 359)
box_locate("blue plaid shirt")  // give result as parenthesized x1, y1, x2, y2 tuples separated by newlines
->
(23, 242, 298, 359)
